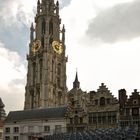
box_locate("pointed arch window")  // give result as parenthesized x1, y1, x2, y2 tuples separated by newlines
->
(32, 63, 36, 85)
(74, 116, 79, 124)
(49, 19, 53, 35)
(39, 59, 43, 82)
(42, 19, 46, 35)
(49, 37, 53, 45)
(58, 91, 62, 105)
(57, 63, 61, 75)
(30, 90, 34, 109)
(57, 63, 61, 88)
(52, 60, 54, 82)
(36, 87, 40, 107)
(41, 36, 44, 48)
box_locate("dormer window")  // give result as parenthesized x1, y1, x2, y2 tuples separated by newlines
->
(100, 97, 105, 106)
(95, 100, 98, 105)
(133, 99, 138, 105)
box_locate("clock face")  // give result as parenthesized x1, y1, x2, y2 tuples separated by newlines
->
(52, 41, 63, 54)
(32, 40, 41, 53)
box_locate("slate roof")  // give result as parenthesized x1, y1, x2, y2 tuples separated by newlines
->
(6, 106, 67, 122)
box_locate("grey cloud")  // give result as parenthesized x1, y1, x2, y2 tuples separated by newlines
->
(0, 0, 34, 57)
(86, 0, 140, 43)
(0, 86, 24, 113)
(60, 0, 72, 8)
(0, 24, 29, 58)
(9, 79, 26, 86)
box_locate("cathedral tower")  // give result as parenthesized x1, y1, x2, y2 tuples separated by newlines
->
(24, 0, 67, 110)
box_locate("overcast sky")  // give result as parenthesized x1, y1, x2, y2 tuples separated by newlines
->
(0, 0, 140, 113)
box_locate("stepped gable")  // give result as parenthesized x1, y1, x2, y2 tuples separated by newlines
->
(127, 89, 140, 106)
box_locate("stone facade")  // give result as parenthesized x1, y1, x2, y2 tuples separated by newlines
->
(24, 0, 67, 110)
(87, 83, 119, 129)
(4, 107, 67, 140)
(119, 89, 140, 127)
(66, 78, 120, 130)
(66, 73, 87, 131)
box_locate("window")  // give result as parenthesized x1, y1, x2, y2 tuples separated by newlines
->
(126, 108, 130, 116)
(13, 136, 19, 140)
(41, 36, 44, 48)
(29, 126, 34, 133)
(13, 127, 19, 133)
(32, 63, 36, 84)
(80, 117, 83, 124)
(40, 59, 43, 81)
(5, 136, 10, 140)
(44, 126, 50, 133)
(70, 118, 73, 124)
(5, 127, 10, 133)
(57, 63, 61, 88)
(108, 116, 111, 123)
(74, 116, 79, 124)
(0, 132, 2, 139)
(55, 125, 61, 133)
(30, 91, 34, 109)
(89, 113, 92, 123)
(98, 116, 101, 124)
(58, 92, 62, 105)
(89, 91, 95, 101)
(100, 97, 105, 105)
(107, 98, 111, 104)
(95, 100, 98, 105)
(93, 116, 97, 124)
(102, 116, 106, 123)
(42, 19, 46, 35)
(57, 63, 61, 75)
(52, 60, 54, 82)
(112, 116, 116, 123)
(133, 99, 138, 105)
(49, 20, 53, 35)
(132, 108, 139, 116)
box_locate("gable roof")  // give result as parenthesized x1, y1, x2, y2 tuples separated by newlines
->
(6, 106, 67, 122)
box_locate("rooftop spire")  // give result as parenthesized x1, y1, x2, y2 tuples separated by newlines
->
(56, 0, 59, 6)
(73, 71, 80, 89)
(37, 0, 40, 4)
(62, 24, 65, 44)
(30, 23, 34, 42)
